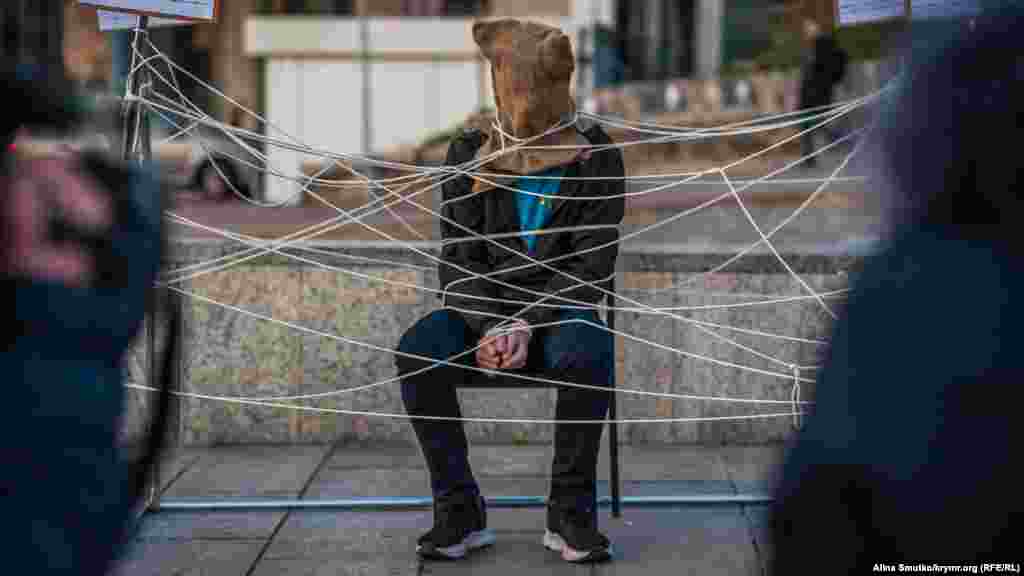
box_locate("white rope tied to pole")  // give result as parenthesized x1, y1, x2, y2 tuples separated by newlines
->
(791, 365, 804, 430)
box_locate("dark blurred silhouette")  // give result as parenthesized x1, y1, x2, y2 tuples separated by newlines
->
(771, 7, 1021, 572)
(187, 153, 254, 203)
(799, 19, 848, 168)
(2, 60, 170, 575)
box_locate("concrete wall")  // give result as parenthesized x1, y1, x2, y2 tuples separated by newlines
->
(122, 234, 871, 448)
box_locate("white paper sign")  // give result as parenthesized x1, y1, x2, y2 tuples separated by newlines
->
(97, 10, 189, 31)
(837, 0, 907, 26)
(911, 0, 983, 20)
(79, 0, 217, 22)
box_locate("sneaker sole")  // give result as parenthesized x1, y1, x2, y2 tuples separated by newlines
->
(543, 530, 612, 563)
(417, 529, 496, 560)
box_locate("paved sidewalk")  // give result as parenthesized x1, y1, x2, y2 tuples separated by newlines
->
(111, 443, 785, 575)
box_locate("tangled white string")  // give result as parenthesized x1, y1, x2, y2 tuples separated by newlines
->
(125, 39, 883, 425)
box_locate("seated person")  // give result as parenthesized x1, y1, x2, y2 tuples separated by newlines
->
(394, 18, 625, 564)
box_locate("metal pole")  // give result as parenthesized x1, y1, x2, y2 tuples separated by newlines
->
(157, 494, 774, 512)
(122, 15, 160, 513)
(359, 8, 372, 156)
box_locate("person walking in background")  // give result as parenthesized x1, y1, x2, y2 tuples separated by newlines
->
(592, 24, 624, 90)
(798, 18, 848, 168)
(770, 7, 1020, 571)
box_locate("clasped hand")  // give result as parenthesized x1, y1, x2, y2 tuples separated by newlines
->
(476, 323, 530, 371)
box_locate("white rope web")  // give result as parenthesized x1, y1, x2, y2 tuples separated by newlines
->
(125, 31, 886, 428)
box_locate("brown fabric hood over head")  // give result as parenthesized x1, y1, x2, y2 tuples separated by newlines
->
(469, 18, 589, 192)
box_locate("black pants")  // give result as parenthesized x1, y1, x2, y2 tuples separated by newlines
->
(800, 87, 843, 165)
(395, 308, 613, 512)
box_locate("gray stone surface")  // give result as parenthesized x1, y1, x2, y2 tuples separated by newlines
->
(721, 444, 788, 493)
(299, 267, 429, 445)
(163, 445, 329, 498)
(741, 504, 773, 575)
(308, 444, 737, 484)
(158, 449, 203, 493)
(247, 506, 762, 576)
(595, 508, 761, 575)
(183, 265, 306, 445)
(154, 440, 776, 502)
(619, 283, 679, 445)
(321, 443, 425, 470)
(123, 217, 866, 445)
(135, 510, 285, 541)
(304, 467, 432, 498)
(600, 445, 732, 482)
(120, 446, 781, 574)
(251, 511, 428, 576)
(111, 540, 265, 576)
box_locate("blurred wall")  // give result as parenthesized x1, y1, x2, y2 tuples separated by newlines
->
(247, 11, 582, 204)
(207, 0, 261, 129)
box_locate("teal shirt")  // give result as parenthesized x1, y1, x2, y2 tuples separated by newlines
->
(516, 166, 565, 253)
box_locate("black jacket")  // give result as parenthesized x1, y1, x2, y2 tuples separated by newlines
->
(438, 121, 625, 336)
(800, 34, 847, 108)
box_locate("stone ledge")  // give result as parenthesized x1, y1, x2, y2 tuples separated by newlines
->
(129, 236, 870, 447)
(166, 237, 875, 274)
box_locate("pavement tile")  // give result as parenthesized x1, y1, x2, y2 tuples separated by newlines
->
(157, 448, 202, 493)
(134, 510, 286, 541)
(322, 444, 424, 471)
(469, 445, 552, 477)
(131, 446, 779, 574)
(316, 444, 733, 483)
(595, 507, 761, 575)
(110, 540, 264, 576)
(252, 511, 429, 576)
(718, 444, 787, 493)
(305, 466, 735, 501)
(742, 504, 773, 575)
(600, 445, 731, 482)
(304, 467, 431, 498)
(252, 506, 759, 575)
(163, 445, 330, 498)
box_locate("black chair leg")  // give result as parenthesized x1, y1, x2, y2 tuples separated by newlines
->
(607, 297, 621, 519)
(609, 389, 620, 518)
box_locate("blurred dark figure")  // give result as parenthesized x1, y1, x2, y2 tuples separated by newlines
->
(593, 24, 624, 89)
(798, 19, 848, 168)
(187, 153, 253, 203)
(771, 7, 1021, 572)
(2, 61, 167, 574)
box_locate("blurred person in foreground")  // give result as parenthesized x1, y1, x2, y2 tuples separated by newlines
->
(394, 18, 623, 564)
(770, 6, 1021, 572)
(2, 61, 164, 574)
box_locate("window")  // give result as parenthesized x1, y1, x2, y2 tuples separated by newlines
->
(444, 0, 485, 16)
(260, 0, 354, 15)
(260, 0, 482, 16)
